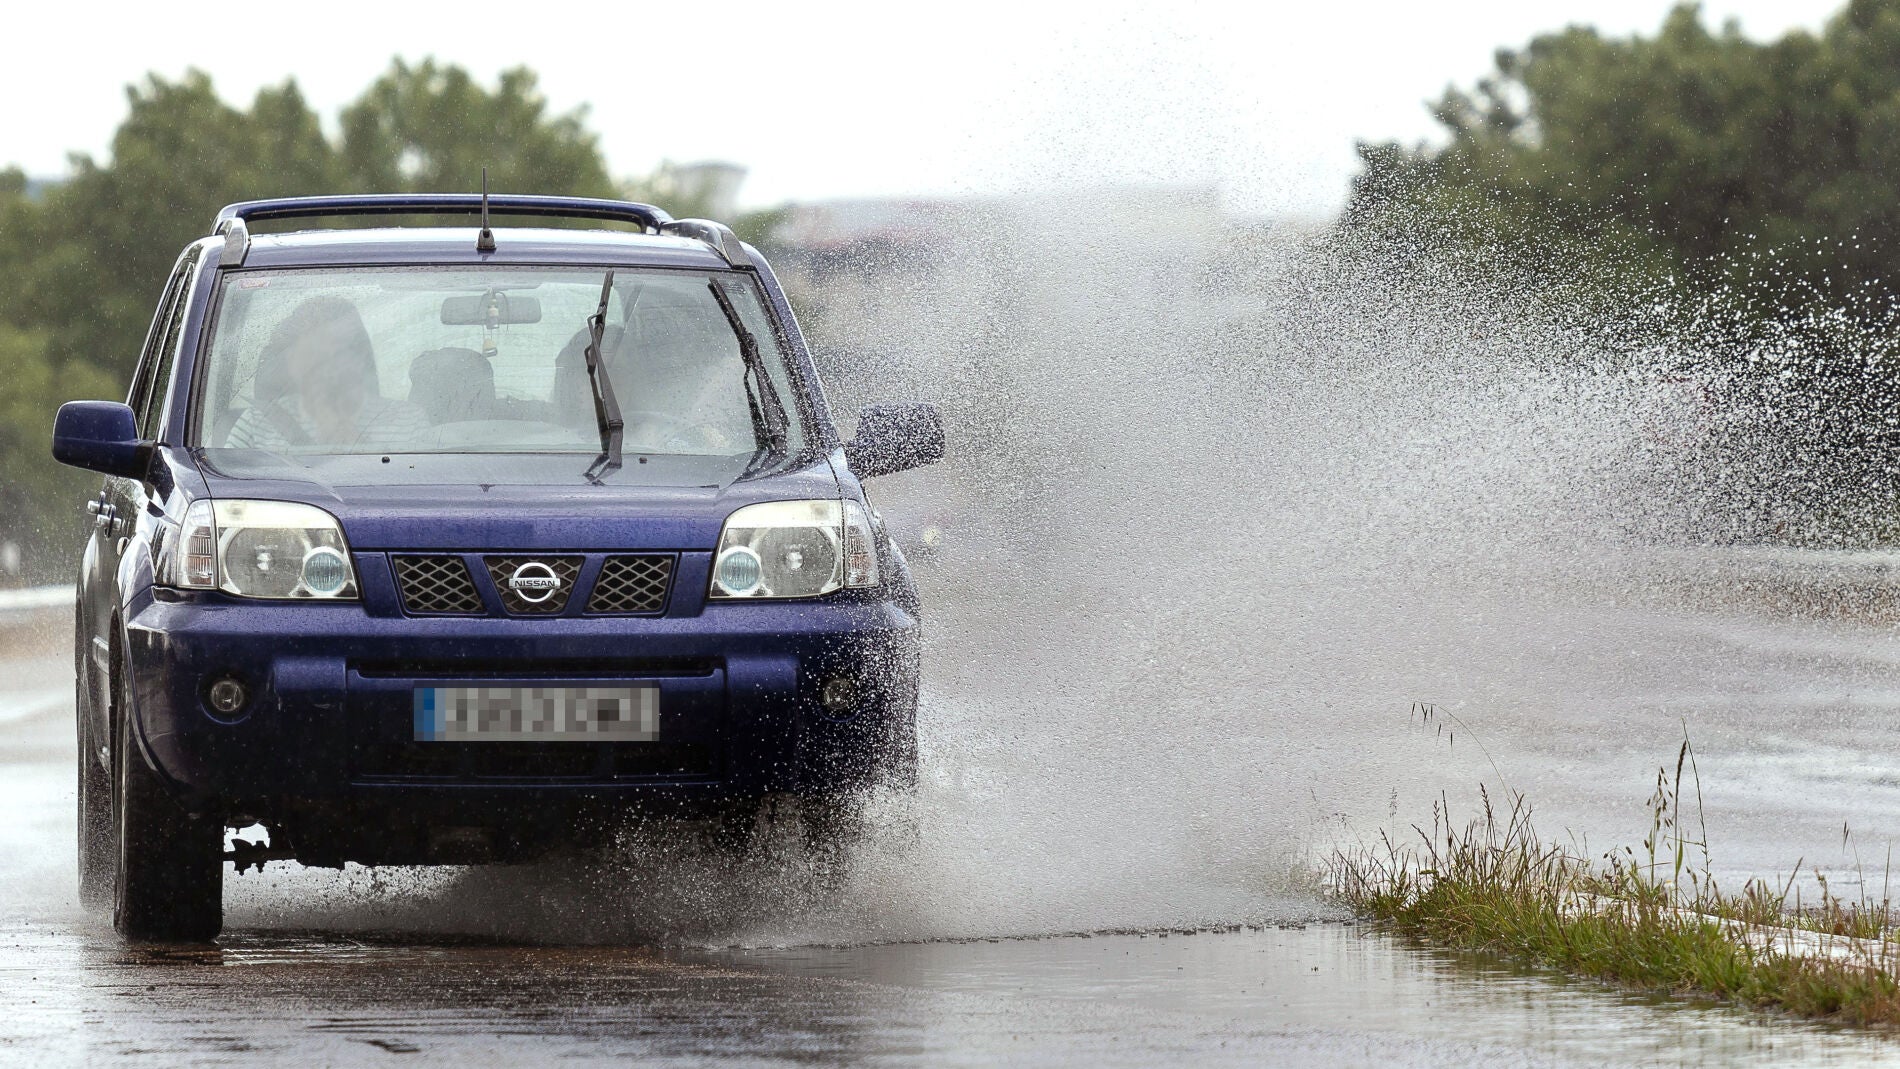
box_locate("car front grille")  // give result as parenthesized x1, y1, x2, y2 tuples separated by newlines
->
(392, 555, 484, 615)
(483, 555, 584, 615)
(390, 552, 679, 617)
(586, 555, 674, 614)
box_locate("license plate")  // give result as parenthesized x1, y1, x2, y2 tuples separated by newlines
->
(414, 686, 659, 742)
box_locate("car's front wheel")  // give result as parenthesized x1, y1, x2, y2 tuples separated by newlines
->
(76, 626, 112, 911)
(110, 645, 223, 942)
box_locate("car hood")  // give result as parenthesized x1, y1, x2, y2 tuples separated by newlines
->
(191, 449, 842, 551)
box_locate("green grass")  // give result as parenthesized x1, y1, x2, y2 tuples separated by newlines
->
(1327, 716, 1900, 1026)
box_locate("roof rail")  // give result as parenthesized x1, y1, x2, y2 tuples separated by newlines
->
(215, 216, 249, 267)
(210, 194, 760, 267)
(214, 194, 672, 230)
(658, 218, 752, 268)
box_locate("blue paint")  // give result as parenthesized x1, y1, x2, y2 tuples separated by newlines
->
(63, 198, 937, 868)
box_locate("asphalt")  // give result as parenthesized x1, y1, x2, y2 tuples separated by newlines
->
(9, 562, 1900, 1066)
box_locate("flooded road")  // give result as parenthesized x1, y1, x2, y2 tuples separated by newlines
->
(9, 548, 1900, 1066)
(6, 921, 1898, 1066)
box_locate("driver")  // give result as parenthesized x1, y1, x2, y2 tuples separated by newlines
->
(225, 297, 430, 450)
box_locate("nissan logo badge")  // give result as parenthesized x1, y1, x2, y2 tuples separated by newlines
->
(508, 561, 561, 604)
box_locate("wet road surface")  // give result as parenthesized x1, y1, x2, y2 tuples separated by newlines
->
(8, 588, 1900, 1067)
(7, 920, 1900, 1067)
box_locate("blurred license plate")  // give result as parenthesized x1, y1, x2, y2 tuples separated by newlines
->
(414, 686, 658, 742)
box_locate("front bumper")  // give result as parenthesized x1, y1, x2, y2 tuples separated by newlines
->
(121, 552, 918, 859)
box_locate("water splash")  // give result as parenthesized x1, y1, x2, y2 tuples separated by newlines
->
(224, 192, 1789, 945)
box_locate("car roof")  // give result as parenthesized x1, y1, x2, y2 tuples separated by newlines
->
(238, 226, 741, 271)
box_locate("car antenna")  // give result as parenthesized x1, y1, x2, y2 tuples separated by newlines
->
(476, 167, 497, 253)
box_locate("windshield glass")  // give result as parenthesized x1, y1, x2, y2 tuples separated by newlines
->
(194, 266, 804, 457)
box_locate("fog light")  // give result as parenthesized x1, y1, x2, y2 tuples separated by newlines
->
(206, 677, 248, 715)
(300, 546, 350, 596)
(714, 546, 763, 596)
(820, 676, 858, 714)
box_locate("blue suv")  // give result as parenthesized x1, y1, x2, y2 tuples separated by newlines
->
(52, 194, 943, 942)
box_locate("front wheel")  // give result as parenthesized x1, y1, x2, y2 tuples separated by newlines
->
(76, 629, 112, 911)
(110, 648, 222, 942)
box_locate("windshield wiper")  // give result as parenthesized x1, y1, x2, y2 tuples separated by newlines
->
(581, 271, 624, 483)
(707, 280, 790, 456)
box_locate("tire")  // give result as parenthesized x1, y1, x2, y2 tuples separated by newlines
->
(75, 629, 112, 911)
(797, 792, 865, 894)
(694, 797, 767, 857)
(110, 643, 222, 942)
(883, 711, 919, 792)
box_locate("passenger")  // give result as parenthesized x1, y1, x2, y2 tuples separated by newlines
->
(225, 297, 430, 450)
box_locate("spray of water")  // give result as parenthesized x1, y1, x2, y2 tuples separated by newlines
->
(218, 189, 1839, 946)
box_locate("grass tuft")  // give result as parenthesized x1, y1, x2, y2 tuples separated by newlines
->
(1328, 710, 1900, 1026)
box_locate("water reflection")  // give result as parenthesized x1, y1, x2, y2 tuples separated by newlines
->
(693, 925, 1900, 1067)
(15, 921, 1884, 1067)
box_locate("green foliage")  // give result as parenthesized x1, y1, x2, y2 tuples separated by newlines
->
(0, 59, 736, 582)
(1329, 787, 1900, 1023)
(1346, 1, 1900, 541)
(15, 73, 341, 387)
(9, 62, 619, 392)
(1351, 0, 1900, 317)
(1328, 727, 1900, 1025)
(0, 327, 118, 573)
(338, 60, 614, 197)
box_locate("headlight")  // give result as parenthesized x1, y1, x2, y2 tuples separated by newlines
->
(154, 498, 359, 600)
(709, 499, 881, 599)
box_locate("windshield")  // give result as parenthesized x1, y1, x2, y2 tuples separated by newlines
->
(193, 266, 805, 458)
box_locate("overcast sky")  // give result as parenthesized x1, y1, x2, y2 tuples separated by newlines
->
(6, 0, 1843, 218)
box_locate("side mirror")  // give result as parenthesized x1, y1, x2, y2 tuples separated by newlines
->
(52, 401, 149, 479)
(844, 402, 945, 479)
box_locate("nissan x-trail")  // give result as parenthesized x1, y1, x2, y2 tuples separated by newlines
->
(52, 194, 944, 942)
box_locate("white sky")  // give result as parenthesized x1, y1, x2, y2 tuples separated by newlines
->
(4, 0, 1844, 218)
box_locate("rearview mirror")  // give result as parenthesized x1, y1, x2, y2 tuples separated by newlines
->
(441, 292, 542, 325)
(52, 401, 150, 478)
(844, 403, 945, 479)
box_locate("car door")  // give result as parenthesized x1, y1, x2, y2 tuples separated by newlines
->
(80, 252, 194, 711)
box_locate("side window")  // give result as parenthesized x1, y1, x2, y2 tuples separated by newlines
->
(138, 254, 199, 439)
(126, 258, 193, 437)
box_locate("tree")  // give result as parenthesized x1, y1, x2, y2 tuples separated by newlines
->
(1349, 0, 1900, 318)
(0, 59, 650, 580)
(338, 60, 615, 198)
(1345, 0, 1900, 542)
(16, 73, 339, 385)
(0, 326, 117, 580)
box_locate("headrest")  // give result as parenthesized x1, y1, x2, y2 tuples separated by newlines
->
(408, 348, 495, 424)
(410, 347, 493, 385)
